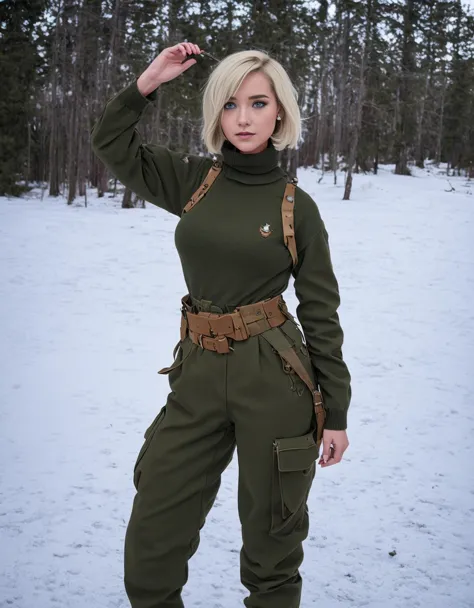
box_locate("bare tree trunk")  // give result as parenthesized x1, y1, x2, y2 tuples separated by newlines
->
(344, 0, 370, 200)
(67, 3, 84, 205)
(435, 69, 446, 165)
(123, 187, 133, 208)
(315, 52, 328, 171)
(395, 0, 416, 175)
(309, 87, 319, 167)
(415, 2, 434, 169)
(26, 120, 31, 188)
(415, 72, 429, 169)
(332, 19, 341, 184)
(332, 6, 348, 185)
(48, 0, 62, 197)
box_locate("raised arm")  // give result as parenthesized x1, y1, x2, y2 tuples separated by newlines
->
(90, 42, 212, 217)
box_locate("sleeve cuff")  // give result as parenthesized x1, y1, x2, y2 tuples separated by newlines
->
(323, 408, 347, 430)
(113, 78, 159, 113)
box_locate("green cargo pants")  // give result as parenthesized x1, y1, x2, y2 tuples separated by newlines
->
(124, 299, 320, 608)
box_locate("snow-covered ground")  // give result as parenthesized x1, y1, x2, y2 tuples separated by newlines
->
(1, 164, 473, 608)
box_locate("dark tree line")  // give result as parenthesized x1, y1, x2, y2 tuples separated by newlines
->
(1, 0, 473, 202)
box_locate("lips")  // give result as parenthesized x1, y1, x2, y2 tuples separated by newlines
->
(237, 132, 254, 136)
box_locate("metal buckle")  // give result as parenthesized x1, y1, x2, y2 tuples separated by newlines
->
(198, 334, 234, 353)
(214, 336, 234, 353)
(312, 390, 324, 408)
(222, 337, 234, 352)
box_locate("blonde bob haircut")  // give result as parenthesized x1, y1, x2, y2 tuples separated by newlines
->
(201, 50, 302, 155)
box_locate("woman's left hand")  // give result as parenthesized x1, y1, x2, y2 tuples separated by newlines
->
(318, 429, 349, 467)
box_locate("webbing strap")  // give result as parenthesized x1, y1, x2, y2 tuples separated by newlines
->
(261, 328, 326, 447)
(157, 338, 191, 374)
(260, 329, 315, 393)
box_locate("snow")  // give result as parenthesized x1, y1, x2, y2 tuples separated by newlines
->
(1, 164, 473, 608)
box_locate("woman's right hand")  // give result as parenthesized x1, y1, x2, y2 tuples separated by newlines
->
(137, 42, 203, 95)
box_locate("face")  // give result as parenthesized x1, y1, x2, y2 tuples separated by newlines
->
(220, 71, 283, 155)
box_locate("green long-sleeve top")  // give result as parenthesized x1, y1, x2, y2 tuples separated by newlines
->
(91, 78, 352, 430)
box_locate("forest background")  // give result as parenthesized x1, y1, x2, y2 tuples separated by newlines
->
(1, 0, 474, 204)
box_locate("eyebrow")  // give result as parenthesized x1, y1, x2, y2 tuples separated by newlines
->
(228, 94, 270, 100)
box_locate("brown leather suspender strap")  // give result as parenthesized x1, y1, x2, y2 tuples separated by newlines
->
(182, 161, 222, 214)
(281, 181, 298, 268)
(182, 159, 298, 267)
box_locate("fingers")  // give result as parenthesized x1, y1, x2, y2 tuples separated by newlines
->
(181, 57, 197, 71)
(176, 42, 202, 59)
(318, 430, 349, 468)
(323, 434, 332, 463)
(329, 442, 343, 465)
(319, 435, 334, 467)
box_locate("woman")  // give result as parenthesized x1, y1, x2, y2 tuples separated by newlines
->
(91, 42, 351, 608)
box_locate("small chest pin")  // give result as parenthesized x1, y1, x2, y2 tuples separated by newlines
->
(259, 223, 272, 238)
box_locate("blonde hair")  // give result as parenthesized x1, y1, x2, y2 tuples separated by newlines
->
(200, 50, 301, 155)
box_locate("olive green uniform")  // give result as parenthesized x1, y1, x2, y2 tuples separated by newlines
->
(91, 79, 352, 608)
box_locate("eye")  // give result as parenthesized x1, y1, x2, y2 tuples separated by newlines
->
(223, 101, 267, 110)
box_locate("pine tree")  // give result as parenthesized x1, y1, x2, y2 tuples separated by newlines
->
(0, 0, 45, 196)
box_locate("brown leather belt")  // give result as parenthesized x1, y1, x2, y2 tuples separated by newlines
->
(160, 293, 327, 447)
(180, 294, 288, 354)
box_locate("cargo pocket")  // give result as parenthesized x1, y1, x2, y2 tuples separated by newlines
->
(133, 406, 166, 490)
(270, 427, 319, 535)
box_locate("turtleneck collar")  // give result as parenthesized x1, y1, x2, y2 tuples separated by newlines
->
(219, 138, 286, 185)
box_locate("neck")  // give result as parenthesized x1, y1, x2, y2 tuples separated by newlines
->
(218, 138, 286, 185)
(238, 140, 269, 155)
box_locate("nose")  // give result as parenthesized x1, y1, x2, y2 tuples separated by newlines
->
(237, 108, 251, 126)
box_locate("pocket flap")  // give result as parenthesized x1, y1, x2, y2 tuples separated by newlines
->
(275, 431, 319, 472)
